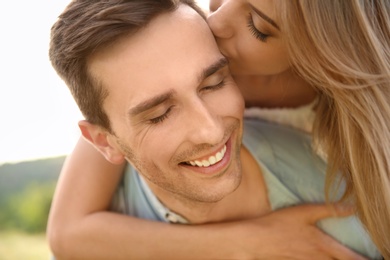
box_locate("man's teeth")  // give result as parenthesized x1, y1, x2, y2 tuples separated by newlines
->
(188, 145, 226, 167)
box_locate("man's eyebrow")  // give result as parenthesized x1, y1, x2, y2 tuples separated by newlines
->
(129, 90, 175, 116)
(249, 4, 280, 30)
(199, 57, 229, 82)
(129, 58, 228, 117)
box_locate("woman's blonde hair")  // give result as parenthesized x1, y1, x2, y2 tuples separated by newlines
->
(278, 0, 390, 257)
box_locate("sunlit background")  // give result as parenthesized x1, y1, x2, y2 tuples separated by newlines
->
(0, 0, 210, 165)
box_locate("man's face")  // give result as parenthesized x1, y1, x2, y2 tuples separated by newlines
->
(89, 4, 245, 204)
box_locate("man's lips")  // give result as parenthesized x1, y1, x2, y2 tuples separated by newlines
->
(186, 145, 226, 167)
(179, 138, 232, 175)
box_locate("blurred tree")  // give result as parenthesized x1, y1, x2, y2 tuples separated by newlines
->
(0, 156, 64, 233)
(1, 182, 55, 233)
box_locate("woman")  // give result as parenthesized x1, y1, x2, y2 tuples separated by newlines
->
(48, 0, 389, 258)
(208, 0, 390, 256)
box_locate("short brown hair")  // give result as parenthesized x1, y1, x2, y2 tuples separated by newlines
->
(49, 0, 203, 131)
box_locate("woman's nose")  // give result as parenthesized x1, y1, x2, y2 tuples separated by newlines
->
(207, 0, 234, 39)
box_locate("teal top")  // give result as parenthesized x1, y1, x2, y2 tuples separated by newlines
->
(111, 119, 381, 259)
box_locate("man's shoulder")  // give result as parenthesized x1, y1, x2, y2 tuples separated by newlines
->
(243, 118, 313, 155)
(243, 118, 310, 140)
(242, 118, 326, 180)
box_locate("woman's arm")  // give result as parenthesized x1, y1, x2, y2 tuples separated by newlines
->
(47, 137, 365, 260)
(47, 137, 125, 255)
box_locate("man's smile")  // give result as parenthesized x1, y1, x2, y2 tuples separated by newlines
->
(186, 145, 227, 167)
(178, 136, 236, 176)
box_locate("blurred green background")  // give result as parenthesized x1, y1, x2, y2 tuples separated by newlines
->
(0, 157, 65, 260)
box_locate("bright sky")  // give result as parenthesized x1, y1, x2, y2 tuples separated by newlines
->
(0, 0, 210, 165)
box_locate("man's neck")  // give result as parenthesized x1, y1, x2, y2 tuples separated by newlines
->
(144, 146, 271, 224)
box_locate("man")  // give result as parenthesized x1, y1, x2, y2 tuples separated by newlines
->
(48, 0, 378, 259)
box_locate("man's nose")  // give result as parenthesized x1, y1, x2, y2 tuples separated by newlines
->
(186, 102, 225, 146)
(207, 0, 234, 39)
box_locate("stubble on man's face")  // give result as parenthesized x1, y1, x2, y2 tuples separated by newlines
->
(114, 117, 243, 205)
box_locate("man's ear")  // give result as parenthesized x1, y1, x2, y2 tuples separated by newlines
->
(78, 120, 125, 165)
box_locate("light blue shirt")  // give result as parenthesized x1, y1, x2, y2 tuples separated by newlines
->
(111, 119, 381, 259)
